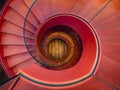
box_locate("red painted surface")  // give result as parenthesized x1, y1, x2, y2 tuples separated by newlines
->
(0, 0, 120, 89)
(23, 14, 98, 82)
(0, 0, 15, 77)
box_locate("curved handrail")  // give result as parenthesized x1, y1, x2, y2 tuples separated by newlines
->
(23, 0, 41, 65)
(22, 0, 115, 88)
(22, 0, 100, 86)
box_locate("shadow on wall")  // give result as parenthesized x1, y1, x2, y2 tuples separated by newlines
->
(0, 65, 9, 85)
(0, 0, 7, 14)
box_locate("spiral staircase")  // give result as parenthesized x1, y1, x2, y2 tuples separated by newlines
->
(0, 0, 120, 90)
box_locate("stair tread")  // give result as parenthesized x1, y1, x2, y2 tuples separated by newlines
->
(7, 53, 32, 67)
(13, 58, 36, 74)
(1, 33, 34, 45)
(23, 0, 45, 23)
(3, 45, 35, 57)
(96, 55, 120, 89)
(9, 0, 40, 28)
(1, 21, 35, 39)
(4, 9, 37, 33)
(71, 0, 109, 21)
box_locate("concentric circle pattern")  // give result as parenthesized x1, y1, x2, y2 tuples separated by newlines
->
(24, 14, 99, 71)
(23, 14, 99, 83)
(47, 38, 68, 61)
(0, 0, 120, 89)
(36, 23, 83, 69)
